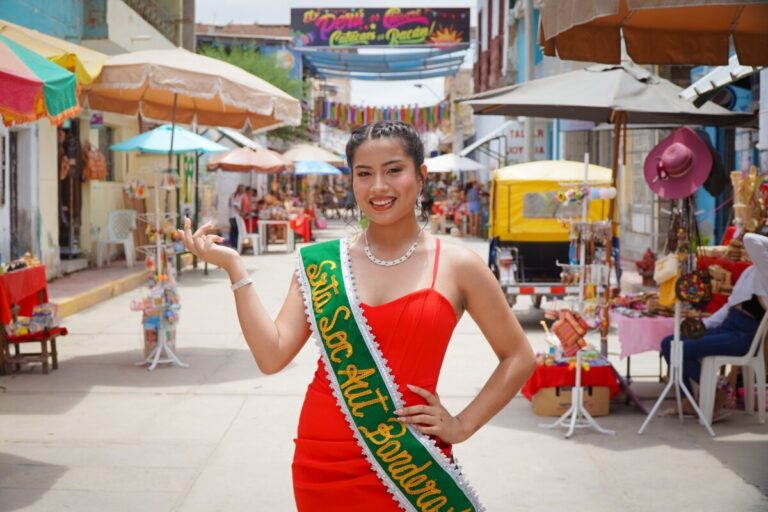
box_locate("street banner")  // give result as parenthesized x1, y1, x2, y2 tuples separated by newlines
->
(291, 8, 470, 48)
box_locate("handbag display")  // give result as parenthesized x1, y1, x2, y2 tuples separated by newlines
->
(674, 197, 712, 309)
(653, 253, 679, 284)
(551, 310, 589, 357)
(680, 316, 706, 339)
(82, 142, 107, 181)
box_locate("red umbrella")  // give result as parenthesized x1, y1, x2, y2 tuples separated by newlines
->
(207, 146, 293, 173)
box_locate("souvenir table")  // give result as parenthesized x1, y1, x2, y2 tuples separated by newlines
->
(259, 220, 295, 253)
(609, 311, 674, 359)
(522, 363, 621, 401)
(0, 266, 48, 325)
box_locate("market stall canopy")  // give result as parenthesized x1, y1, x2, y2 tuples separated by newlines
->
(86, 48, 302, 130)
(462, 62, 755, 127)
(111, 124, 227, 154)
(538, 0, 768, 66)
(0, 34, 80, 126)
(283, 143, 345, 165)
(207, 146, 292, 173)
(294, 160, 342, 175)
(0, 19, 107, 85)
(425, 153, 484, 173)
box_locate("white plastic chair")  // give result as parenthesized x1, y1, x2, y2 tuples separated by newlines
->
(235, 215, 261, 255)
(96, 209, 136, 268)
(699, 312, 767, 425)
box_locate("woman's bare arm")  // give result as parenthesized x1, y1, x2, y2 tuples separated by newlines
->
(180, 219, 311, 374)
(397, 245, 536, 443)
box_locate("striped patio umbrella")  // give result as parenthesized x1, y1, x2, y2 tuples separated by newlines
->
(0, 34, 80, 126)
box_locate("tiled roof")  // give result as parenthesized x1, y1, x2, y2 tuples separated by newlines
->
(195, 23, 291, 40)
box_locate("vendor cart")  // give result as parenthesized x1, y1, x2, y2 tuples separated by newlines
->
(488, 160, 612, 307)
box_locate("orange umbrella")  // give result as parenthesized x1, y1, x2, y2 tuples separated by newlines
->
(539, 0, 768, 66)
(207, 146, 292, 173)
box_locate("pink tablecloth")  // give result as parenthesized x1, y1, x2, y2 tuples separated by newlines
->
(609, 312, 675, 359)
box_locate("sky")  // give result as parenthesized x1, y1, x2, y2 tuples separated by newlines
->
(195, 1, 478, 107)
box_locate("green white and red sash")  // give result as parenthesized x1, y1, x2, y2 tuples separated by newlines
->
(296, 238, 483, 512)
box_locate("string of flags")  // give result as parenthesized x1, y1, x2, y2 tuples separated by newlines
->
(313, 97, 450, 133)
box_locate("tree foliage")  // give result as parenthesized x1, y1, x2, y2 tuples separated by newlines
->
(198, 43, 310, 142)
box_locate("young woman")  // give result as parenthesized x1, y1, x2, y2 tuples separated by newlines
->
(179, 121, 535, 511)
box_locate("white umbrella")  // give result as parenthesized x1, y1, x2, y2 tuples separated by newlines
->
(283, 144, 344, 165)
(425, 153, 485, 173)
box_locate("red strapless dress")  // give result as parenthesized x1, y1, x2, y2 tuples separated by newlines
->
(292, 240, 457, 511)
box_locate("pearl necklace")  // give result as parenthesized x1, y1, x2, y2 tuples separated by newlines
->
(363, 229, 423, 267)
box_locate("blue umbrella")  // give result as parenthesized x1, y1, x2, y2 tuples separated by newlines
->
(111, 124, 227, 154)
(294, 160, 341, 175)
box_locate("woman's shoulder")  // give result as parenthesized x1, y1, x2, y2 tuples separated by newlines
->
(431, 235, 486, 272)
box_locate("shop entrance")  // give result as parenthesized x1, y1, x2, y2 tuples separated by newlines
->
(58, 121, 83, 259)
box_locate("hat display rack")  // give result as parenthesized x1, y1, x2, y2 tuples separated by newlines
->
(639, 128, 715, 436)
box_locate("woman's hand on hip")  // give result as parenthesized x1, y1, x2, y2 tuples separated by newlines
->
(178, 217, 239, 270)
(395, 384, 471, 444)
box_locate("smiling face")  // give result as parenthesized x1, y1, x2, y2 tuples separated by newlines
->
(351, 138, 426, 226)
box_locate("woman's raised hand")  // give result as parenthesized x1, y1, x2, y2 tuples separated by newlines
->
(395, 384, 471, 444)
(178, 217, 239, 270)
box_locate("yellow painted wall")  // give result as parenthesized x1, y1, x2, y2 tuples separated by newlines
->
(79, 113, 171, 264)
(37, 121, 60, 278)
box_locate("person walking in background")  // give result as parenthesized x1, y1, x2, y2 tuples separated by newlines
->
(241, 186, 253, 233)
(228, 184, 245, 247)
(179, 121, 535, 511)
(466, 180, 482, 237)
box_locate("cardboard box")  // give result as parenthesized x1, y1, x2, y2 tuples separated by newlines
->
(532, 386, 611, 417)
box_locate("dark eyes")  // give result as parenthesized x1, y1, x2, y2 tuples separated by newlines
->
(355, 168, 402, 177)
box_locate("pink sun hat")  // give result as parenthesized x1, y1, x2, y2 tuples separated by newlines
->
(643, 127, 712, 200)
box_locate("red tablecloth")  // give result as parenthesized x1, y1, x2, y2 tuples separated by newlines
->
(698, 256, 752, 314)
(522, 363, 621, 401)
(0, 266, 48, 325)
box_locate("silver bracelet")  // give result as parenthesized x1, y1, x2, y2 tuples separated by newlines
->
(230, 275, 253, 292)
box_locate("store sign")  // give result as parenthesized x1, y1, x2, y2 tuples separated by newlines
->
(290, 7, 470, 48)
(506, 121, 550, 163)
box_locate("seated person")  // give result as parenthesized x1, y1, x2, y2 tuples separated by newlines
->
(660, 233, 768, 419)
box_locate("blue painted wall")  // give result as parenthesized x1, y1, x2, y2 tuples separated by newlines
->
(0, 0, 83, 42)
(517, 8, 543, 84)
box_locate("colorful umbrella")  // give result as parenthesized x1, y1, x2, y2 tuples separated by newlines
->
(0, 19, 107, 86)
(206, 146, 292, 173)
(0, 34, 80, 126)
(294, 160, 342, 175)
(110, 124, 227, 154)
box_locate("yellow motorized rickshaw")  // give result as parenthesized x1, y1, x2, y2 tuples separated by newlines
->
(488, 160, 612, 307)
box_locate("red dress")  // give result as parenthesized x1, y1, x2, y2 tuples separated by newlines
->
(292, 239, 457, 511)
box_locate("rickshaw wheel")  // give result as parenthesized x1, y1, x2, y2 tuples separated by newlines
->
(506, 294, 517, 308)
(532, 295, 543, 309)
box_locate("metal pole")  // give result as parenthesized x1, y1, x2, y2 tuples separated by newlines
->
(523, 0, 535, 162)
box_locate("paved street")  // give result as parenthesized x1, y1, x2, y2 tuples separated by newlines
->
(1, 222, 767, 512)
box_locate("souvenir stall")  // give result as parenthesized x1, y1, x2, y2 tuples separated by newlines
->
(129, 171, 186, 371)
(523, 155, 620, 438)
(112, 125, 226, 371)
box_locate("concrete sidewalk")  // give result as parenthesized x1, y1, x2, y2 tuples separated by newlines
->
(1, 222, 766, 512)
